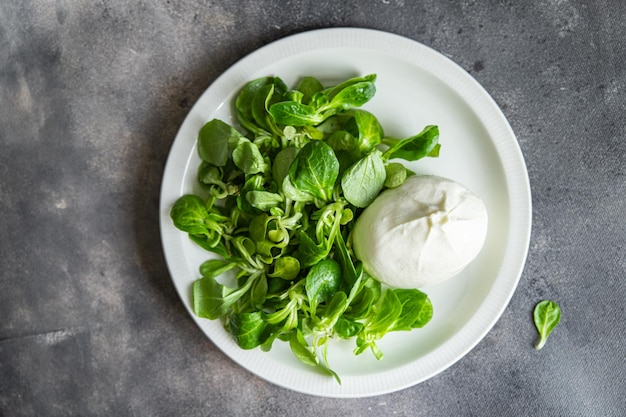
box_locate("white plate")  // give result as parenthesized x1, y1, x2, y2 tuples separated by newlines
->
(159, 28, 531, 398)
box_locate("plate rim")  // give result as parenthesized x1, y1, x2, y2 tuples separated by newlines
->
(159, 27, 532, 398)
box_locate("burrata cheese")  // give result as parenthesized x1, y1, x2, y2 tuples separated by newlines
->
(351, 175, 488, 288)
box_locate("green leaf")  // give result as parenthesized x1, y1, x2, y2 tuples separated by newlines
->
(383, 162, 408, 188)
(193, 273, 258, 320)
(269, 101, 325, 126)
(295, 76, 324, 104)
(236, 76, 286, 135)
(250, 274, 268, 308)
(347, 110, 384, 153)
(289, 329, 318, 367)
(305, 259, 342, 314)
(334, 317, 364, 338)
(188, 234, 229, 258)
(344, 284, 376, 320)
(228, 311, 268, 349)
(341, 150, 386, 208)
(251, 83, 276, 132)
(296, 230, 331, 268)
(232, 141, 267, 175)
(272, 146, 299, 186)
(534, 300, 562, 350)
(391, 289, 433, 331)
(382, 125, 440, 162)
(333, 230, 357, 288)
(322, 80, 376, 113)
(323, 74, 377, 101)
(315, 291, 348, 329)
(246, 190, 283, 211)
(192, 276, 234, 320)
(170, 195, 210, 235)
(199, 259, 239, 279)
(364, 289, 403, 337)
(288, 140, 339, 202)
(281, 174, 316, 203)
(197, 119, 245, 166)
(237, 174, 265, 214)
(268, 256, 300, 280)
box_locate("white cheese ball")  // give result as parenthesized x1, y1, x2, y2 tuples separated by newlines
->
(352, 175, 488, 288)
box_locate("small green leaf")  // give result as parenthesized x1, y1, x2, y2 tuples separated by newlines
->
(323, 74, 377, 101)
(391, 289, 433, 330)
(383, 162, 408, 188)
(288, 140, 339, 202)
(296, 230, 331, 268)
(197, 119, 245, 166)
(364, 289, 402, 337)
(382, 125, 439, 162)
(269, 101, 325, 126)
(170, 195, 211, 235)
(295, 76, 324, 104)
(334, 317, 364, 338)
(246, 190, 283, 211)
(347, 110, 384, 153)
(199, 259, 239, 279)
(228, 311, 268, 349)
(534, 300, 562, 350)
(192, 276, 233, 320)
(305, 259, 342, 314)
(268, 256, 300, 280)
(236, 76, 286, 135)
(272, 146, 299, 186)
(325, 80, 376, 111)
(341, 150, 386, 208)
(232, 141, 267, 175)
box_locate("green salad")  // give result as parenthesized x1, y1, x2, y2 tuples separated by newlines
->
(170, 73, 440, 382)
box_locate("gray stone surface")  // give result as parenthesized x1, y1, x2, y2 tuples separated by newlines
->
(1, 1, 625, 416)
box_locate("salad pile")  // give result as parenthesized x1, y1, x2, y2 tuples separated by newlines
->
(170, 74, 440, 382)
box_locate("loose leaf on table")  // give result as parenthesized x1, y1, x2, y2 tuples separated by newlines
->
(533, 300, 562, 350)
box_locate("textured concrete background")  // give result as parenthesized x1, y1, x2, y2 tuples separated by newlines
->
(1, 1, 625, 416)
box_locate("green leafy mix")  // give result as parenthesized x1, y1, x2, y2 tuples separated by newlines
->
(533, 300, 562, 350)
(170, 73, 439, 382)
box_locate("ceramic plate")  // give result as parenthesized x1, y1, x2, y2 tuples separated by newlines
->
(159, 28, 531, 398)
